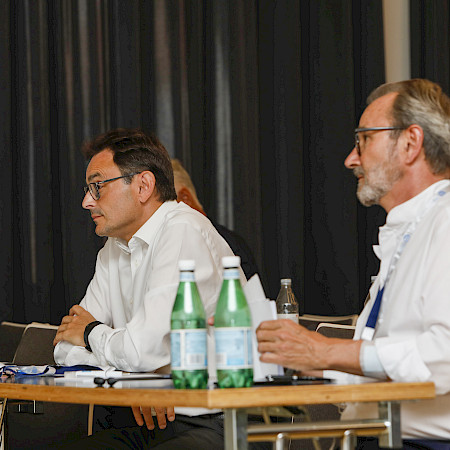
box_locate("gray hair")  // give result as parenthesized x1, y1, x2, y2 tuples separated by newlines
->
(368, 79, 450, 174)
(171, 159, 203, 209)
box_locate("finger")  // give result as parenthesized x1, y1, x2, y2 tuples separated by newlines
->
(61, 315, 73, 324)
(257, 341, 281, 354)
(207, 316, 215, 326)
(256, 320, 284, 331)
(141, 407, 155, 430)
(259, 351, 284, 366)
(166, 406, 175, 422)
(131, 406, 144, 426)
(154, 407, 167, 429)
(69, 304, 86, 316)
(256, 329, 280, 344)
(53, 331, 63, 346)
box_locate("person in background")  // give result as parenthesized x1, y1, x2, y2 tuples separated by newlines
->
(53, 128, 241, 448)
(257, 78, 450, 449)
(171, 159, 259, 280)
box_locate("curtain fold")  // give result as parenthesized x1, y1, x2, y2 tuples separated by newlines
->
(0, 0, 447, 324)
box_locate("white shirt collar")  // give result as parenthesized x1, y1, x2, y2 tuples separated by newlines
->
(373, 180, 450, 261)
(113, 201, 179, 253)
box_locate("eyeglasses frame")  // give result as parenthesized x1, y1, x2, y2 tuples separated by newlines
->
(354, 126, 407, 156)
(84, 172, 142, 201)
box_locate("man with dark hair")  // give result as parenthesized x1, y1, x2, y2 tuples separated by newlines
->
(257, 79, 450, 448)
(54, 128, 241, 448)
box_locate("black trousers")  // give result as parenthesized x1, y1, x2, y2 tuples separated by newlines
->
(60, 406, 273, 449)
(62, 413, 225, 449)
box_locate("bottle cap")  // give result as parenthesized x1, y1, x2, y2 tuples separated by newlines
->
(178, 260, 195, 271)
(221, 256, 241, 269)
(280, 278, 292, 285)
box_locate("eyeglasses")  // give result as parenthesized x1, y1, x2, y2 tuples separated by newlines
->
(84, 173, 141, 201)
(354, 126, 407, 156)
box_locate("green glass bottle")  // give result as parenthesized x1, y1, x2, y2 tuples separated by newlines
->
(214, 256, 253, 388)
(170, 260, 208, 389)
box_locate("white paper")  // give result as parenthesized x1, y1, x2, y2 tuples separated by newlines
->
(244, 274, 284, 380)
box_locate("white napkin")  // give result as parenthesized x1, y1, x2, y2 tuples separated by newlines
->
(243, 274, 283, 380)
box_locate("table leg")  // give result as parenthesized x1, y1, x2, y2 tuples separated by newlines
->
(341, 429, 356, 450)
(224, 409, 248, 450)
(378, 401, 402, 448)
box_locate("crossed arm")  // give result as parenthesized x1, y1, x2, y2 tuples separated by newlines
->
(54, 304, 175, 430)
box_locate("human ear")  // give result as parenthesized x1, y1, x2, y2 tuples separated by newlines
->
(137, 171, 156, 202)
(403, 125, 424, 165)
(177, 187, 196, 208)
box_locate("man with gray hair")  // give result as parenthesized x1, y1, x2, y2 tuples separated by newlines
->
(257, 79, 450, 449)
(171, 158, 259, 280)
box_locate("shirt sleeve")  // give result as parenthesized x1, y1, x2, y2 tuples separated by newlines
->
(53, 243, 114, 367)
(374, 212, 450, 394)
(57, 220, 230, 372)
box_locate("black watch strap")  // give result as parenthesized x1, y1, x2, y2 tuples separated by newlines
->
(84, 320, 102, 352)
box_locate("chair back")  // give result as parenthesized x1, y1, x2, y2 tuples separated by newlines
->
(0, 322, 27, 363)
(316, 323, 356, 340)
(12, 322, 58, 365)
(299, 314, 358, 331)
(5, 322, 90, 449)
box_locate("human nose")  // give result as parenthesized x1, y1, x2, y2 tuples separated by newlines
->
(82, 190, 96, 209)
(344, 146, 360, 169)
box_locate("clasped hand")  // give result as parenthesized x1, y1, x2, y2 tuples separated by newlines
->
(53, 305, 96, 347)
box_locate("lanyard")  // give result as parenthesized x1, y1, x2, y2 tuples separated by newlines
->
(361, 187, 448, 341)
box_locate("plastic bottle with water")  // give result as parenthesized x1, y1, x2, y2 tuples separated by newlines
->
(275, 278, 299, 323)
(214, 256, 253, 388)
(170, 260, 208, 389)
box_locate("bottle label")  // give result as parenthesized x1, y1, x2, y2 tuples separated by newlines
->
(223, 268, 240, 280)
(215, 327, 253, 369)
(171, 329, 207, 370)
(276, 313, 299, 324)
(179, 272, 195, 282)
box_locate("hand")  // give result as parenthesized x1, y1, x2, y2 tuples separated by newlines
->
(132, 406, 175, 430)
(53, 305, 97, 347)
(256, 319, 362, 375)
(208, 316, 214, 326)
(256, 319, 329, 372)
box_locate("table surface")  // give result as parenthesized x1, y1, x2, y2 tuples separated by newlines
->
(0, 376, 435, 409)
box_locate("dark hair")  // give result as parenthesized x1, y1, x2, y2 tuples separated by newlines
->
(81, 128, 177, 201)
(368, 79, 450, 174)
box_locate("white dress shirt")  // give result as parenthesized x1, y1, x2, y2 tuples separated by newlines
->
(54, 200, 241, 376)
(327, 180, 450, 439)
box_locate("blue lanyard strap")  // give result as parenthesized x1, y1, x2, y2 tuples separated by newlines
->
(361, 187, 448, 341)
(365, 286, 384, 330)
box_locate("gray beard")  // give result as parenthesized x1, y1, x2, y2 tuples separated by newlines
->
(354, 159, 402, 207)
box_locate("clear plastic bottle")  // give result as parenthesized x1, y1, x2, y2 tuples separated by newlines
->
(275, 278, 299, 323)
(170, 260, 208, 389)
(214, 256, 253, 388)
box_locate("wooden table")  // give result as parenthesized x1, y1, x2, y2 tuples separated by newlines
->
(0, 376, 435, 449)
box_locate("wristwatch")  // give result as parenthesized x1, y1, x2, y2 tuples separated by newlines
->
(84, 320, 102, 352)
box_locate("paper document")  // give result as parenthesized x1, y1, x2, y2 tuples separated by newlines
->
(243, 274, 284, 380)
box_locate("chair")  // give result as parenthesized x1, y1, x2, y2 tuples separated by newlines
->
(0, 321, 27, 363)
(315, 323, 356, 340)
(4, 322, 91, 449)
(299, 314, 358, 331)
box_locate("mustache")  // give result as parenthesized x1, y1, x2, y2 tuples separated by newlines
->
(90, 209, 103, 217)
(353, 167, 364, 178)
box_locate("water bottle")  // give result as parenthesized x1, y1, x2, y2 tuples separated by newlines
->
(170, 260, 208, 389)
(275, 278, 299, 323)
(214, 256, 253, 388)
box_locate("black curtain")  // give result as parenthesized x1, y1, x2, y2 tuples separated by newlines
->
(410, 0, 450, 94)
(0, 0, 448, 325)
